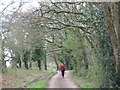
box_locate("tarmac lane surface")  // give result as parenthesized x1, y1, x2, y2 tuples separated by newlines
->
(47, 71, 80, 89)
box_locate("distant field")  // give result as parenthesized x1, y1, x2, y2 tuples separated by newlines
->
(2, 67, 54, 88)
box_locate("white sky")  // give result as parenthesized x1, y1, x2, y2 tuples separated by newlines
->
(0, 0, 41, 14)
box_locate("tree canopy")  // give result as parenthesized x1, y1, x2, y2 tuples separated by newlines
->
(1, 1, 120, 88)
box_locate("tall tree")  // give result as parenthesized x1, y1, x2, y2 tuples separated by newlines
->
(101, 2, 120, 83)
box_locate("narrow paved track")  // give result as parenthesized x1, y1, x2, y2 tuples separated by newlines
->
(47, 71, 79, 88)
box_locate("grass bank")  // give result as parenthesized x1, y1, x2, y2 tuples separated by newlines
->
(71, 70, 101, 88)
(28, 68, 56, 88)
(2, 67, 55, 88)
(29, 80, 47, 88)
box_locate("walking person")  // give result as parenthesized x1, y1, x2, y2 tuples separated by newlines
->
(59, 64, 65, 78)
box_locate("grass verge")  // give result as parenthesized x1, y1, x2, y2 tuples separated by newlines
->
(29, 80, 47, 88)
(2, 67, 55, 88)
(28, 68, 56, 88)
(71, 70, 99, 88)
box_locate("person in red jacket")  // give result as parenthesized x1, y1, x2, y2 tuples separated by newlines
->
(59, 64, 65, 78)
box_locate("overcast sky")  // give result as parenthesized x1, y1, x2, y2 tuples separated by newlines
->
(0, 0, 41, 14)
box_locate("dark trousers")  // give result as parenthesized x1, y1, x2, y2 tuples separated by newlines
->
(61, 70, 65, 77)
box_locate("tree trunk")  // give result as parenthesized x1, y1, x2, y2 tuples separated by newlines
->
(23, 51, 29, 69)
(17, 54, 21, 68)
(44, 51, 47, 70)
(0, 40, 2, 72)
(117, 2, 120, 76)
(1, 37, 7, 73)
(81, 43, 89, 69)
(52, 34, 59, 70)
(73, 57, 78, 74)
(18, 59, 22, 68)
(75, 29, 89, 70)
(29, 50, 32, 68)
(24, 60, 29, 69)
(37, 60, 41, 70)
(2, 52, 6, 73)
(101, 2, 120, 76)
(117, 2, 120, 87)
(29, 60, 32, 69)
(54, 53, 59, 70)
